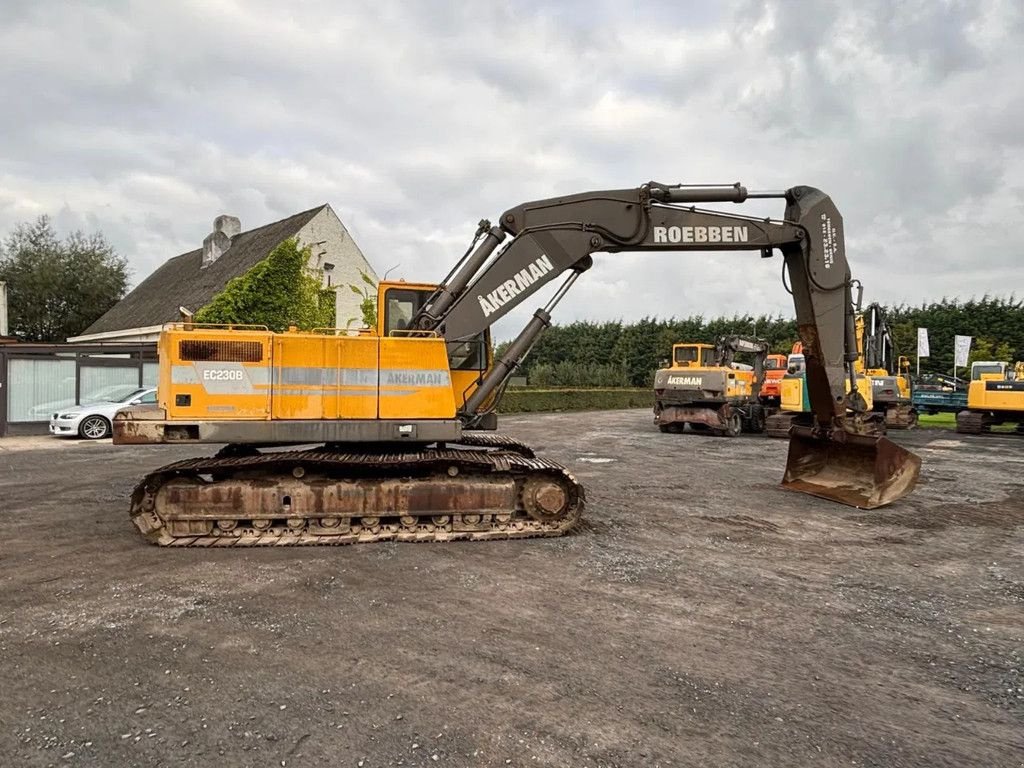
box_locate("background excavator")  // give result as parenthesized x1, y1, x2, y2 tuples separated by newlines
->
(114, 180, 922, 547)
(653, 336, 769, 435)
(757, 351, 790, 407)
(763, 341, 872, 438)
(765, 297, 917, 436)
(956, 360, 1024, 434)
(858, 303, 917, 428)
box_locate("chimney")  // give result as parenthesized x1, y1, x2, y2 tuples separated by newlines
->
(202, 215, 241, 268)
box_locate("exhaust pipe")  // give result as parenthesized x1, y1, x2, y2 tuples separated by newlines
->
(781, 425, 921, 509)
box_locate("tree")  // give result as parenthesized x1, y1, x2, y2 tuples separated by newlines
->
(194, 238, 335, 331)
(966, 338, 1014, 368)
(344, 270, 378, 329)
(0, 216, 129, 341)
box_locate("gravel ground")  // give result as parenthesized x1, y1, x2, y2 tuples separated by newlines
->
(0, 410, 1021, 767)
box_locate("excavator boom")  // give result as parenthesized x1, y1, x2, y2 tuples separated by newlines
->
(419, 181, 921, 508)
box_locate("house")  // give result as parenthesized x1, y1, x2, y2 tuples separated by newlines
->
(69, 205, 378, 342)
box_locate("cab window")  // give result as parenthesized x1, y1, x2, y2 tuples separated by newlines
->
(383, 288, 428, 335)
(446, 337, 487, 371)
(382, 287, 487, 371)
(673, 347, 699, 365)
(971, 364, 1004, 380)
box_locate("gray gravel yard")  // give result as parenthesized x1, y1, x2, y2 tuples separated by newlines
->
(1, 410, 1021, 767)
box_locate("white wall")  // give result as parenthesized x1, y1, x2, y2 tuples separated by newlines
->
(296, 206, 379, 329)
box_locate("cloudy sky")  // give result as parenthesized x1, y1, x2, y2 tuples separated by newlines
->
(2, 0, 1021, 339)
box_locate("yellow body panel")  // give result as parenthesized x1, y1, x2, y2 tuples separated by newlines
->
(723, 369, 757, 399)
(378, 337, 457, 419)
(451, 368, 488, 411)
(270, 333, 379, 420)
(161, 326, 461, 422)
(780, 377, 805, 412)
(161, 328, 273, 420)
(966, 379, 1024, 411)
(780, 373, 873, 412)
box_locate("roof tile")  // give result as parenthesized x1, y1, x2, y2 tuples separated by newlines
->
(82, 205, 326, 335)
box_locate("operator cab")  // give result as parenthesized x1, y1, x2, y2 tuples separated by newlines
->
(672, 343, 716, 368)
(378, 282, 489, 372)
(970, 361, 1006, 381)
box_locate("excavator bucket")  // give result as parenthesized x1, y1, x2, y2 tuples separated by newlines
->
(781, 426, 921, 509)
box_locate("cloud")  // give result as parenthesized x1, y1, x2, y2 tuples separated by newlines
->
(1, 0, 1021, 340)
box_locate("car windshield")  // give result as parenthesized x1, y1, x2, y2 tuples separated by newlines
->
(79, 384, 146, 403)
(116, 387, 149, 405)
(112, 387, 148, 403)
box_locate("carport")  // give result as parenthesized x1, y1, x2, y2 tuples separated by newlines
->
(0, 342, 157, 436)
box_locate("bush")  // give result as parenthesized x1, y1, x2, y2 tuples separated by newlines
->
(528, 361, 632, 388)
(195, 238, 335, 331)
(496, 388, 652, 413)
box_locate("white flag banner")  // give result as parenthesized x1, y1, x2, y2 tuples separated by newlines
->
(917, 327, 929, 358)
(954, 335, 972, 367)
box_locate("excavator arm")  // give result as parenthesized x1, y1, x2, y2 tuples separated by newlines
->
(862, 302, 895, 372)
(715, 335, 771, 396)
(417, 181, 920, 508)
(423, 183, 855, 428)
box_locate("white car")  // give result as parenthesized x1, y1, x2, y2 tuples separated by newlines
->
(48, 387, 158, 440)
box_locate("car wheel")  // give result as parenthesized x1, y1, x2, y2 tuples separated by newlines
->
(79, 415, 111, 440)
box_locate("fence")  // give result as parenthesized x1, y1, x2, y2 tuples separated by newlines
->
(0, 342, 158, 436)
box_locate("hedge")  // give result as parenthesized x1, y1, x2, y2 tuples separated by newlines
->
(496, 388, 653, 413)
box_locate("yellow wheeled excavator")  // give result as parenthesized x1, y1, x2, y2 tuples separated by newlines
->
(114, 181, 922, 546)
(653, 336, 770, 435)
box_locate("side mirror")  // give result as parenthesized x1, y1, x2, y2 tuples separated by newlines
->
(130, 399, 142, 405)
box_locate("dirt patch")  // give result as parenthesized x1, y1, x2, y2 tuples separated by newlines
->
(0, 414, 1022, 767)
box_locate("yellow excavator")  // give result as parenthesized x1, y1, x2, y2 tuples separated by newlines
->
(653, 336, 770, 435)
(767, 298, 916, 436)
(114, 181, 922, 546)
(956, 360, 1024, 434)
(857, 303, 917, 428)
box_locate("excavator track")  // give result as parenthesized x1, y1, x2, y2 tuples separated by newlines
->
(129, 439, 583, 547)
(883, 403, 919, 430)
(454, 432, 536, 457)
(955, 410, 987, 434)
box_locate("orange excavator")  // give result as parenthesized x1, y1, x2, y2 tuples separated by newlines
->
(759, 343, 800, 407)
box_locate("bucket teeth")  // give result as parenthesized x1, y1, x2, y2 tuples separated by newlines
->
(781, 426, 921, 509)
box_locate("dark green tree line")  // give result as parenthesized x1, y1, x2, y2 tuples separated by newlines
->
(887, 297, 1023, 374)
(505, 298, 1022, 387)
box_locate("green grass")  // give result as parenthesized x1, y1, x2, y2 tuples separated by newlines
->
(916, 410, 1018, 432)
(917, 412, 956, 429)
